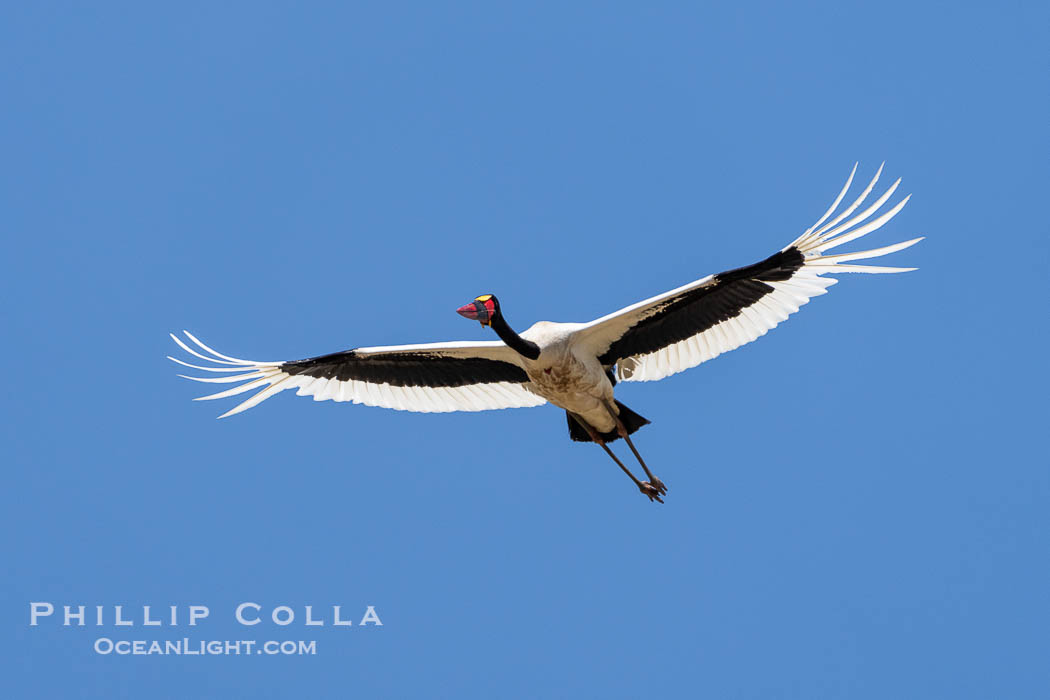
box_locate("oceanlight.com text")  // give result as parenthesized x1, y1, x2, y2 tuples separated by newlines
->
(94, 638, 317, 656)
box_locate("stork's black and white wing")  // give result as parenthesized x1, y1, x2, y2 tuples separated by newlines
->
(169, 333, 546, 418)
(576, 164, 922, 382)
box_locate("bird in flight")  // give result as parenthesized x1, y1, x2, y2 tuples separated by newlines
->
(171, 164, 920, 503)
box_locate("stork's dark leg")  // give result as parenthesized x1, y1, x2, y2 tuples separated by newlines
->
(602, 400, 667, 497)
(568, 412, 663, 503)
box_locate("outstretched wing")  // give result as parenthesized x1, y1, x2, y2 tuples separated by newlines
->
(576, 163, 922, 382)
(169, 332, 546, 418)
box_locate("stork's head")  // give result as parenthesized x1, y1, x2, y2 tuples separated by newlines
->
(456, 294, 499, 327)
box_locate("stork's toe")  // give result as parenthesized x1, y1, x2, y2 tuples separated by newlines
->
(639, 482, 665, 503)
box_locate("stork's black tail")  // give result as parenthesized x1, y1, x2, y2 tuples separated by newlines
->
(566, 401, 650, 443)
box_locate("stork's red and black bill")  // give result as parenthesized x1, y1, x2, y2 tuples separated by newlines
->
(457, 295, 496, 325)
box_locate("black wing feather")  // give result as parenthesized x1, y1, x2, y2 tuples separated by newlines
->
(281, 349, 529, 388)
(598, 247, 805, 366)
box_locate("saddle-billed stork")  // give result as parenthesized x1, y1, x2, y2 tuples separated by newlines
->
(171, 164, 920, 503)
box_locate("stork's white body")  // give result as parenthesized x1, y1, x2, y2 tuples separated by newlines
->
(517, 321, 618, 432)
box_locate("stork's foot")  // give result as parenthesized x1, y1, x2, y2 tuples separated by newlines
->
(648, 476, 668, 496)
(639, 482, 665, 504)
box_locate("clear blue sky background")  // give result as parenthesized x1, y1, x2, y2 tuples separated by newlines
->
(3, 2, 1047, 698)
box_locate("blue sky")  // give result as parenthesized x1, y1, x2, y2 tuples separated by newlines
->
(3, 2, 1047, 698)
